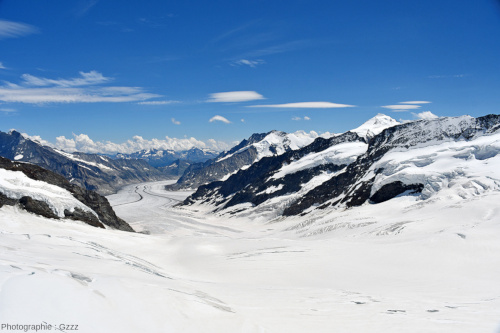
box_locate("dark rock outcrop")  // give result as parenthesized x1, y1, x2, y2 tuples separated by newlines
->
(369, 181, 424, 203)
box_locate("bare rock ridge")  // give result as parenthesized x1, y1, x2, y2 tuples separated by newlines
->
(0, 156, 134, 231)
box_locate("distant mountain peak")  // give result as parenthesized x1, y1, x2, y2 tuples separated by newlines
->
(351, 113, 400, 139)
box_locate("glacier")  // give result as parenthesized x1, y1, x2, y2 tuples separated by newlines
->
(1, 114, 500, 332)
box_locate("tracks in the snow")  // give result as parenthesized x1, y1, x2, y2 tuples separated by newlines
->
(112, 184, 181, 208)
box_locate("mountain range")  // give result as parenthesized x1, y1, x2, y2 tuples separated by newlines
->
(182, 113, 500, 221)
(167, 130, 324, 190)
(114, 148, 218, 167)
(0, 131, 215, 195)
(2, 113, 500, 225)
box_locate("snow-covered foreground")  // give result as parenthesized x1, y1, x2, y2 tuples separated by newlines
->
(1, 180, 500, 332)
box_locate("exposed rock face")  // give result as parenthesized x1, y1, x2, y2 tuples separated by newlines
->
(182, 114, 500, 218)
(0, 156, 133, 231)
(0, 130, 167, 195)
(173, 146, 259, 190)
(157, 159, 192, 178)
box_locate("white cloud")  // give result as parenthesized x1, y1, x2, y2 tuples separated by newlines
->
(232, 59, 265, 68)
(0, 19, 39, 39)
(413, 111, 438, 120)
(138, 100, 180, 105)
(249, 102, 355, 108)
(208, 91, 265, 103)
(49, 133, 231, 154)
(0, 71, 161, 104)
(171, 118, 181, 125)
(209, 115, 231, 124)
(292, 116, 312, 121)
(241, 118, 245, 122)
(381, 104, 421, 111)
(0, 62, 5, 69)
(21, 133, 52, 146)
(400, 101, 431, 104)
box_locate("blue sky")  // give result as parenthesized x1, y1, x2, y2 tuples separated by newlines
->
(1, 0, 499, 153)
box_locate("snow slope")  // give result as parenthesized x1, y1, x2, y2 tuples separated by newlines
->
(0, 168, 96, 218)
(1, 180, 499, 332)
(216, 130, 324, 163)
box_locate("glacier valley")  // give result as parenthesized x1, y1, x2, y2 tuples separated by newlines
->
(0, 178, 499, 332)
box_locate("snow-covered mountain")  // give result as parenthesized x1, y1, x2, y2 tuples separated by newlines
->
(0, 156, 133, 231)
(182, 114, 500, 221)
(115, 147, 218, 167)
(168, 130, 325, 190)
(350, 113, 400, 140)
(0, 130, 169, 195)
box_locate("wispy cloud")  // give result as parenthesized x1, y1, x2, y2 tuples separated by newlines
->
(21, 71, 109, 87)
(428, 74, 465, 79)
(1, 108, 16, 113)
(400, 101, 431, 104)
(413, 111, 438, 120)
(0, 19, 39, 39)
(0, 71, 161, 104)
(209, 115, 231, 124)
(75, 0, 99, 17)
(232, 59, 265, 68)
(171, 118, 181, 125)
(381, 104, 421, 111)
(238, 40, 309, 59)
(212, 21, 261, 44)
(208, 91, 265, 103)
(138, 100, 180, 105)
(0, 62, 5, 69)
(249, 102, 354, 108)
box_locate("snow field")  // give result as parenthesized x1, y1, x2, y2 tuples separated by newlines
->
(2, 179, 500, 332)
(0, 168, 96, 218)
